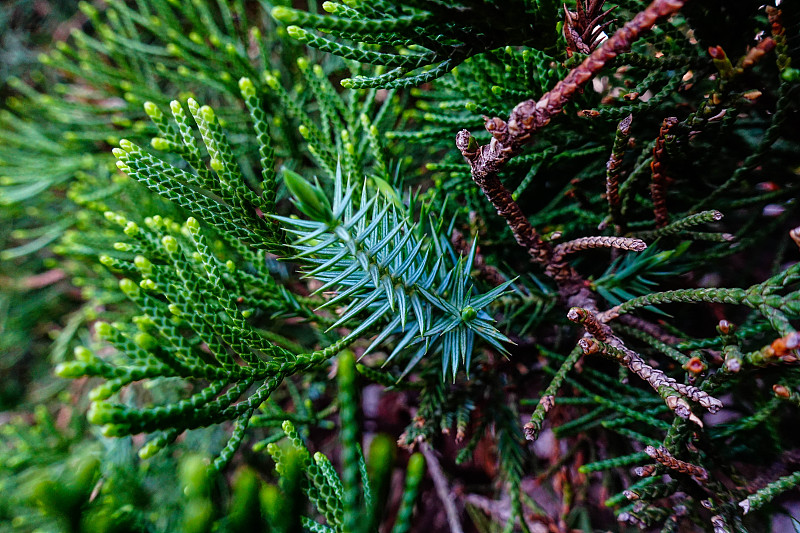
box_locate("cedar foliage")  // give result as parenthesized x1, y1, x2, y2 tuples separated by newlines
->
(1, 0, 800, 531)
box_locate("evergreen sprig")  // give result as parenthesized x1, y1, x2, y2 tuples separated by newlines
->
(277, 165, 514, 380)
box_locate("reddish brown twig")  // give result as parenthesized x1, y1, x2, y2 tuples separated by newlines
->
(650, 116, 678, 228)
(645, 445, 709, 481)
(547, 236, 646, 280)
(457, 0, 686, 266)
(457, 0, 696, 441)
(605, 114, 633, 230)
(567, 307, 611, 341)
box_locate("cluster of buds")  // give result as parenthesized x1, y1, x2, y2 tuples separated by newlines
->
(748, 332, 800, 366)
(563, 0, 616, 56)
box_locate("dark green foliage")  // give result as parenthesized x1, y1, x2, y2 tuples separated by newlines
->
(2, 0, 800, 531)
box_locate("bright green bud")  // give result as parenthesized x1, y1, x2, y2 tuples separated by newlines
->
(89, 383, 114, 402)
(225, 260, 236, 272)
(139, 279, 157, 291)
(186, 217, 200, 234)
(189, 31, 203, 44)
(322, 1, 336, 12)
(111, 147, 125, 158)
(143, 101, 161, 118)
(210, 158, 223, 172)
(271, 6, 298, 23)
(282, 169, 334, 222)
(139, 440, 165, 460)
(168, 304, 182, 316)
(55, 361, 89, 378)
(161, 235, 178, 254)
(151, 137, 171, 151)
(95, 321, 113, 338)
(87, 404, 113, 425)
(134, 255, 152, 272)
(241, 310, 253, 318)
(119, 278, 140, 298)
(782, 68, 800, 82)
(250, 27, 261, 40)
(406, 452, 425, 479)
(192, 252, 202, 262)
(461, 306, 477, 321)
(99, 255, 114, 267)
(134, 332, 157, 350)
(286, 26, 305, 39)
(199, 105, 215, 123)
(298, 124, 310, 138)
(238, 77, 255, 98)
(124, 222, 139, 236)
(78, 1, 97, 17)
(166, 43, 180, 56)
(113, 242, 132, 251)
(74, 346, 94, 362)
(263, 72, 280, 90)
(119, 139, 134, 152)
(209, 34, 221, 47)
(297, 57, 309, 70)
(133, 315, 155, 329)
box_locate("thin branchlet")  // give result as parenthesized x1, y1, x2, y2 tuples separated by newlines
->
(650, 117, 678, 228)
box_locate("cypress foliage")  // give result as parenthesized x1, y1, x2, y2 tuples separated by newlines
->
(1, 0, 799, 531)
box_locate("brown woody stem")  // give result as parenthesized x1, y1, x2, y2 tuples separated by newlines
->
(457, 0, 692, 440)
(650, 116, 678, 228)
(457, 0, 687, 267)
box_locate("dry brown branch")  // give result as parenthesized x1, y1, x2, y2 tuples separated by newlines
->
(645, 445, 709, 480)
(456, 0, 697, 441)
(456, 0, 687, 270)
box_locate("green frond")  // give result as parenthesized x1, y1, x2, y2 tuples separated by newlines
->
(271, 0, 561, 89)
